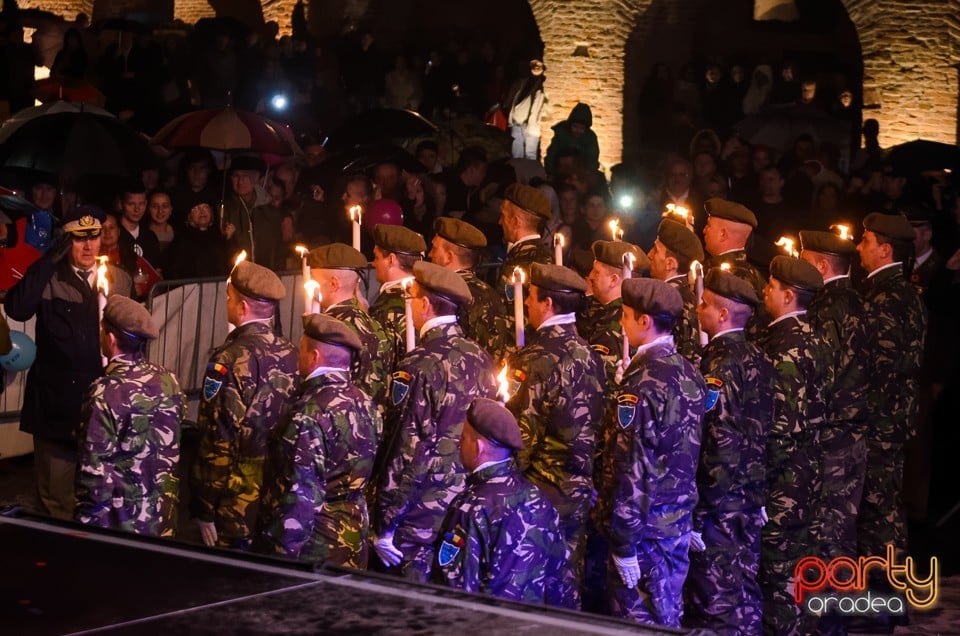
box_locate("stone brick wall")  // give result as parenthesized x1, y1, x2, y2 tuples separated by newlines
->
(174, 0, 216, 23)
(18, 0, 92, 19)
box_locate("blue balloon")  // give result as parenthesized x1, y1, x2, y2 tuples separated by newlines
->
(0, 331, 36, 372)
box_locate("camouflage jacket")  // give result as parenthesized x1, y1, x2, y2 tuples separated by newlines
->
(76, 356, 186, 537)
(860, 265, 927, 441)
(708, 249, 769, 335)
(256, 370, 381, 566)
(192, 320, 299, 547)
(667, 274, 702, 365)
(370, 281, 408, 372)
(376, 322, 497, 549)
(576, 295, 605, 344)
(582, 297, 625, 380)
(600, 338, 706, 555)
(326, 297, 394, 411)
(695, 330, 774, 519)
(497, 238, 553, 354)
(457, 268, 507, 358)
(808, 276, 872, 444)
(505, 321, 605, 510)
(430, 459, 568, 606)
(757, 313, 832, 532)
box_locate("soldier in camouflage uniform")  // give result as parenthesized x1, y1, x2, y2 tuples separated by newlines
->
(256, 314, 381, 568)
(431, 399, 568, 606)
(583, 240, 648, 379)
(429, 217, 507, 358)
(799, 230, 871, 563)
(648, 219, 704, 364)
(683, 269, 774, 635)
(369, 224, 426, 371)
(757, 255, 832, 636)
(496, 183, 554, 354)
(504, 263, 605, 607)
(191, 261, 299, 550)
(373, 261, 497, 581)
(309, 243, 394, 412)
(856, 214, 926, 567)
(76, 296, 185, 537)
(598, 278, 705, 627)
(701, 198, 769, 333)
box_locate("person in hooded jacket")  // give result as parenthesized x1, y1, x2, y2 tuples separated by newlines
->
(544, 103, 600, 175)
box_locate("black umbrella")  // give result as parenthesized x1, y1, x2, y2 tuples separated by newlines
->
(0, 186, 38, 225)
(0, 110, 152, 181)
(324, 109, 439, 152)
(89, 17, 149, 33)
(886, 139, 960, 175)
(299, 144, 425, 192)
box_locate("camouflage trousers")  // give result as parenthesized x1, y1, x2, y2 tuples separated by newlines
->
(820, 434, 867, 560)
(215, 460, 265, 550)
(684, 510, 764, 635)
(858, 436, 906, 559)
(607, 534, 691, 628)
(581, 521, 610, 615)
(530, 477, 588, 609)
(760, 526, 820, 636)
(301, 500, 370, 569)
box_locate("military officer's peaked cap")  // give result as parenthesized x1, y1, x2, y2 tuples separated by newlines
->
(373, 224, 426, 255)
(769, 254, 824, 292)
(307, 243, 368, 270)
(530, 262, 588, 293)
(704, 268, 760, 306)
(63, 205, 104, 237)
(434, 217, 487, 249)
(104, 295, 160, 340)
(468, 398, 523, 451)
(621, 278, 684, 319)
(413, 260, 472, 306)
(302, 313, 362, 351)
(230, 260, 286, 301)
(863, 212, 915, 242)
(704, 198, 758, 228)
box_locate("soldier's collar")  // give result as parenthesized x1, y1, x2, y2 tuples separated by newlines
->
(768, 310, 806, 327)
(304, 366, 350, 381)
(866, 261, 903, 279)
(420, 314, 458, 338)
(506, 234, 541, 253)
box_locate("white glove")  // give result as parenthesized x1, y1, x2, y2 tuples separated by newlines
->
(690, 531, 706, 552)
(196, 520, 218, 547)
(614, 358, 628, 385)
(760, 506, 769, 524)
(612, 553, 641, 589)
(373, 532, 404, 567)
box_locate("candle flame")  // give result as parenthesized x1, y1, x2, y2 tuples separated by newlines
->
(554, 233, 565, 248)
(775, 236, 799, 257)
(496, 363, 511, 403)
(96, 257, 109, 296)
(295, 244, 309, 258)
(665, 203, 675, 212)
(608, 218, 622, 241)
(304, 279, 320, 308)
(831, 223, 852, 241)
(720, 262, 732, 271)
(511, 267, 526, 285)
(400, 276, 415, 293)
(349, 205, 362, 223)
(233, 250, 247, 268)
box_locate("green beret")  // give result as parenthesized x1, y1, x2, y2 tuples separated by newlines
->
(373, 224, 427, 255)
(591, 240, 650, 273)
(863, 212, 915, 242)
(530, 263, 588, 293)
(307, 243, 368, 270)
(704, 268, 760, 306)
(621, 278, 684, 319)
(230, 260, 286, 301)
(467, 398, 523, 451)
(104, 295, 159, 340)
(504, 183, 552, 221)
(704, 198, 758, 228)
(413, 260, 472, 306)
(434, 217, 487, 249)
(799, 230, 856, 257)
(769, 255, 824, 292)
(657, 220, 705, 263)
(302, 313, 362, 351)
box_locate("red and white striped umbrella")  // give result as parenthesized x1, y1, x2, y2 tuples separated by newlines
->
(151, 107, 301, 156)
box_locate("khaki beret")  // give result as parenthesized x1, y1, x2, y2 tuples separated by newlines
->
(307, 243, 368, 270)
(769, 255, 824, 292)
(230, 260, 286, 301)
(657, 220, 705, 263)
(467, 398, 523, 451)
(373, 224, 426, 255)
(799, 230, 856, 257)
(863, 212, 915, 242)
(621, 278, 684, 319)
(504, 183, 552, 220)
(704, 198, 758, 228)
(413, 260, 472, 306)
(434, 217, 487, 249)
(704, 268, 760, 306)
(302, 313, 362, 351)
(104, 295, 159, 340)
(530, 263, 588, 293)
(591, 240, 650, 273)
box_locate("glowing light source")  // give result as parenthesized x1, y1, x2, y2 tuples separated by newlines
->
(775, 236, 799, 258)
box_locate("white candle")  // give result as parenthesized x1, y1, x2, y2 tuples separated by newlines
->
(512, 267, 525, 348)
(621, 253, 634, 364)
(304, 279, 321, 315)
(553, 233, 564, 266)
(296, 245, 311, 313)
(96, 257, 109, 324)
(402, 277, 416, 352)
(690, 260, 707, 346)
(349, 205, 362, 252)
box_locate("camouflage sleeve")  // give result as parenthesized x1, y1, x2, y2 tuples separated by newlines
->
(696, 352, 742, 520)
(192, 359, 247, 522)
(508, 354, 556, 471)
(273, 411, 327, 558)
(75, 383, 117, 528)
(609, 393, 657, 557)
(433, 502, 484, 594)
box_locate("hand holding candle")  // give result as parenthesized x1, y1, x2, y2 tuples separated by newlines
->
(512, 267, 526, 348)
(401, 276, 416, 352)
(349, 205, 363, 251)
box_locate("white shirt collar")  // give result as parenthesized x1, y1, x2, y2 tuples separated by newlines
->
(769, 310, 806, 326)
(420, 314, 458, 337)
(866, 261, 903, 279)
(718, 247, 745, 256)
(237, 316, 274, 328)
(472, 458, 512, 474)
(305, 366, 349, 381)
(914, 249, 933, 269)
(506, 234, 541, 253)
(665, 273, 686, 283)
(72, 265, 97, 289)
(379, 279, 406, 294)
(537, 312, 576, 330)
(711, 327, 744, 341)
(823, 274, 849, 284)
(630, 334, 674, 363)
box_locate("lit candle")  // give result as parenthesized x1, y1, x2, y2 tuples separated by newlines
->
(96, 256, 109, 324)
(775, 236, 799, 258)
(233, 249, 247, 269)
(621, 252, 635, 364)
(553, 233, 564, 266)
(402, 276, 416, 352)
(303, 279, 322, 315)
(349, 205, 362, 251)
(295, 245, 311, 313)
(608, 218, 623, 241)
(689, 260, 707, 346)
(719, 262, 731, 272)
(512, 267, 526, 348)
(831, 223, 852, 241)
(496, 363, 511, 404)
